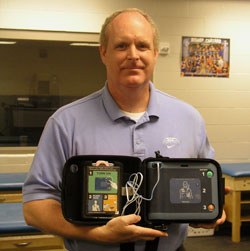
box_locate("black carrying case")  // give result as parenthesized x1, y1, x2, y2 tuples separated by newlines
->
(61, 154, 224, 229)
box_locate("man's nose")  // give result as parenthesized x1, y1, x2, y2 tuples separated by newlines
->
(127, 45, 139, 60)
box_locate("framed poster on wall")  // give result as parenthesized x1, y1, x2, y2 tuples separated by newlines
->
(181, 36, 230, 77)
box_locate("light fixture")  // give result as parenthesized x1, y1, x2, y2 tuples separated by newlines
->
(0, 41, 17, 45)
(69, 42, 99, 47)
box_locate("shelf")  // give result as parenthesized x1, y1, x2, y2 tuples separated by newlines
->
(241, 216, 250, 222)
(241, 200, 250, 204)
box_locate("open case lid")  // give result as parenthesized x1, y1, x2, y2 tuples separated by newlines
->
(61, 155, 142, 225)
(61, 155, 224, 227)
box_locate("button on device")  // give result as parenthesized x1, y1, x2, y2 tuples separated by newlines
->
(208, 204, 215, 212)
(207, 170, 214, 178)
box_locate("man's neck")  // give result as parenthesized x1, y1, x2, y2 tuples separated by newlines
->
(108, 83, 150, 113)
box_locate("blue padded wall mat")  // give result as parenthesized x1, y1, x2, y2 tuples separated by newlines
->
(0, 203, 40, 234)
(0, 173, 27, 191)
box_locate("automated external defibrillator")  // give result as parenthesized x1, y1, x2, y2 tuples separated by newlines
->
(61, 152, 224, 230)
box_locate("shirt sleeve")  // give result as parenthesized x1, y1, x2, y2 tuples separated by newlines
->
(22, 116, 70, 203)
(198, 118, 214, 159)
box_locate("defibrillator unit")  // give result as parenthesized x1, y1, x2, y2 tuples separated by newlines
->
(61, 154, 224, 229)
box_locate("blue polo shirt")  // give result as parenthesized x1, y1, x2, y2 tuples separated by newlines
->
(23, 82, 214, 251)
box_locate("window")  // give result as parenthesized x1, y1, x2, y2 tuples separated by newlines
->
(0, 30, 106, 147)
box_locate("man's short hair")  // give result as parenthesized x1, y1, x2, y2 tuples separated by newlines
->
(100, 8, 160, 51)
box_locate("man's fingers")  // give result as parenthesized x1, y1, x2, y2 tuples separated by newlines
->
(216, 210, 226, 225)
(127, 236, 157, 242)
(225, 186, 231, 194)
(190, 209, 227, 229)
(104, 214, 167, 243)
(127, 230, 167, 242)
(123, 214, 168, 238)
(120, 214, 142, 225)
(129, 224, 168, 238)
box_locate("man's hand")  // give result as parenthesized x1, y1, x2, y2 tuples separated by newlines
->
(189, 209, 226, 229)
(190, 187, 230, 229)
(23, 200, 167, 244)
(95, 214, 168, 243)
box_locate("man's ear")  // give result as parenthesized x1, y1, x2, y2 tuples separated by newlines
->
(154, 49, 159, 62)
(99, 45, 106, 65)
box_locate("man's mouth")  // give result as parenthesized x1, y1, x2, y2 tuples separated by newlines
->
(121, 66, 144, 70)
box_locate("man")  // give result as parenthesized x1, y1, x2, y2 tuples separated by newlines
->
(23, 8, 225, 251)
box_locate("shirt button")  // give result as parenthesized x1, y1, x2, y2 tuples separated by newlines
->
(136, 140, 140, 145)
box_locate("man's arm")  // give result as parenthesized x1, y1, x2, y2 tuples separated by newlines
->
(23, 199, 167, 243)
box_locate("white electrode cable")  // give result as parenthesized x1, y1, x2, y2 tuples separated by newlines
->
(121, 162, 161, 215)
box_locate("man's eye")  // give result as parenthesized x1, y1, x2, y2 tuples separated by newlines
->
(116, 43, 127, 49)
(138, 43, 149, 50)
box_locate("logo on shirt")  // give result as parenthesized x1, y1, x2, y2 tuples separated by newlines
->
(163, 137, 180, 149)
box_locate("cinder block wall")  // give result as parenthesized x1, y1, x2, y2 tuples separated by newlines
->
(151, 1, 250, 163)
(0, 0, 250, 163)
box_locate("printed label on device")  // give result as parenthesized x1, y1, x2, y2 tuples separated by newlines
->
(82, 164, 121, 218)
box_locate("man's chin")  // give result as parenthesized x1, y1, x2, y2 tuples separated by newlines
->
(122, 77, 149, 88)
(123, 82, 148, 89)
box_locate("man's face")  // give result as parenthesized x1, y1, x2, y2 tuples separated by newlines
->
(100, 11, 158, 93)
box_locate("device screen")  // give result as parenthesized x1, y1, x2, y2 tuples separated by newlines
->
(83, 164, 121, 218)
(170, 178, 201, 204)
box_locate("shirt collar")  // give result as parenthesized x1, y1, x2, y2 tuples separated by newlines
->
(147, 82, 160, 118)
(102, 81, 160, 121)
